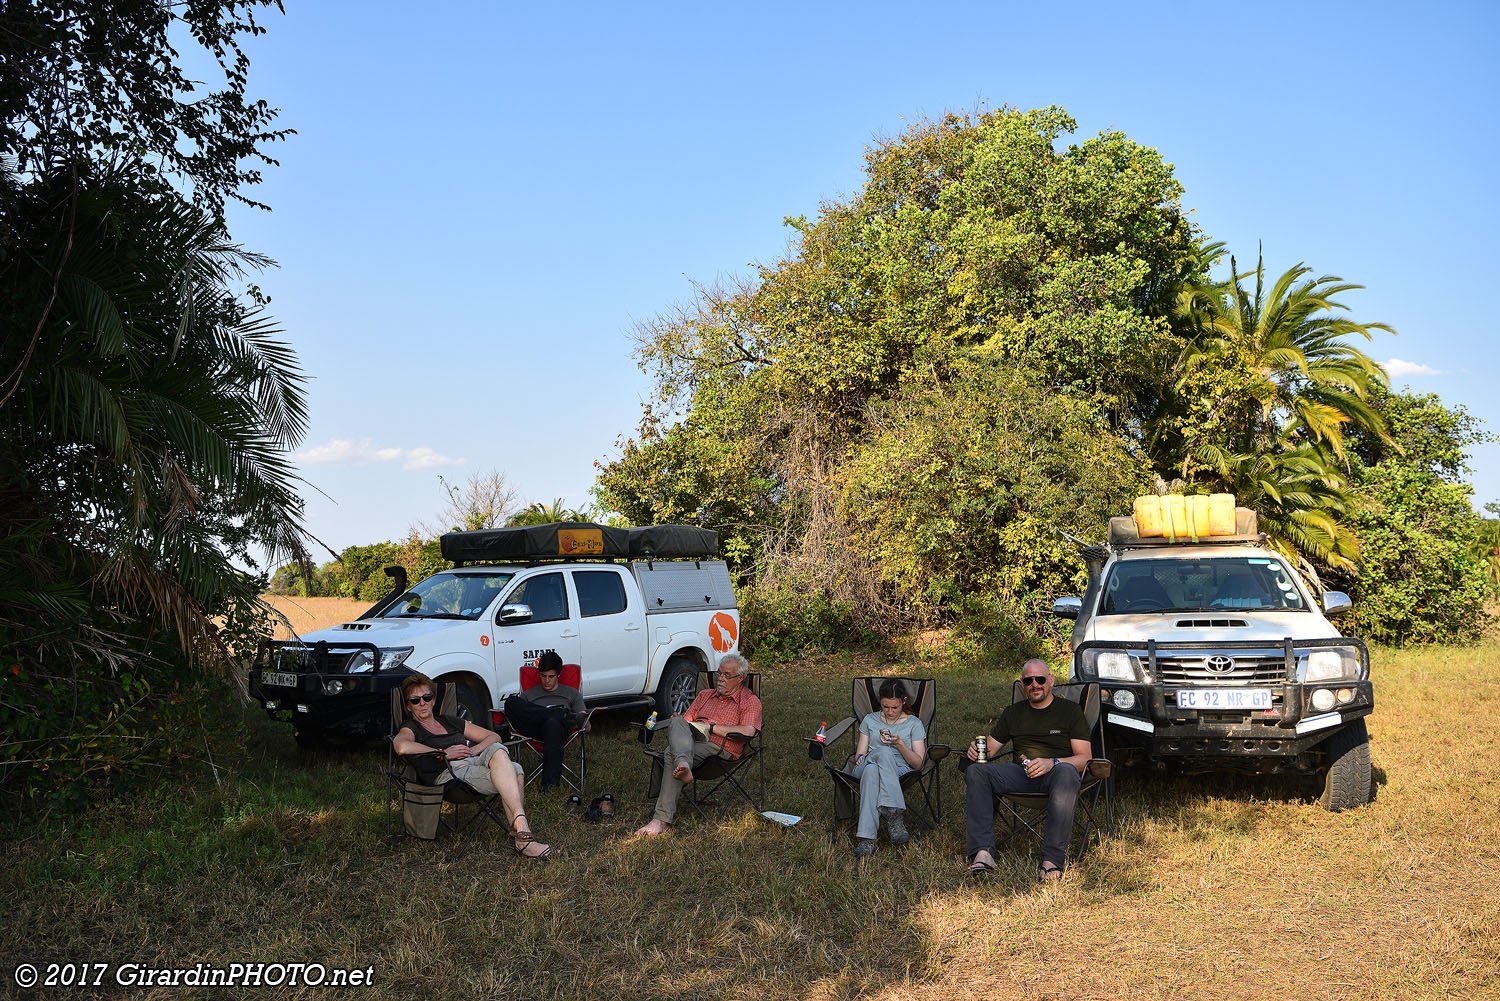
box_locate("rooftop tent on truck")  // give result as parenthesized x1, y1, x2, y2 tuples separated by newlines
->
(438, 522, 720, 564)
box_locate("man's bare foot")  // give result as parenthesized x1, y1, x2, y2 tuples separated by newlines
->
(672, 761, 694, 784)
(633, 819, 671, 837)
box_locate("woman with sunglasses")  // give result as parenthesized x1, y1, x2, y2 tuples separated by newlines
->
(394, 672, 554, 860)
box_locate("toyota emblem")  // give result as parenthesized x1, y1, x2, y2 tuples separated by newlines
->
(1204, 655, 1236, 674)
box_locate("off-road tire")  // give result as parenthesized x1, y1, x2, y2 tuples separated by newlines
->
(1318, 717, 1372, 811)
(655, 657, 699, 716)
(293, 724, 324, 749)
(450, 676, 491, 728)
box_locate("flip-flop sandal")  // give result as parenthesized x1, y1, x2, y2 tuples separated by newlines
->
(584, 797, 606, 823)
(597, 793, 615, 817)
(1038, 861, 1063, 882)
(564, 794, 583, 814)
(966, 857, 997, 877)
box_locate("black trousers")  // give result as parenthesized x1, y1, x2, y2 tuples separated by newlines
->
(502, 696, 569, 785)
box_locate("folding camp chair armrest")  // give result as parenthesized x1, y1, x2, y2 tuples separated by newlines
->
(1086, 758, 1113, 779)
(823, 716, 857, 744)
(631, 720, 660, 744)
(927, 743, 951, 761)
(719, 727, 759, 751)
(803, 716, 855, 755)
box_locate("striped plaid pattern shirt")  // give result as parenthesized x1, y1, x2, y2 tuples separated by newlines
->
(684, 685, 762, 759)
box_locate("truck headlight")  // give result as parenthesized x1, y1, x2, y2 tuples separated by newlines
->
(1300, 647, 1360, 682)
(347, 647, 414, 673)
(1082, 648, 1144, 682)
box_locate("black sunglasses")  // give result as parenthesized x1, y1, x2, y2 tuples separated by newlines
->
(1021, 676, 1048, 687)
(406, 692, 435, 704)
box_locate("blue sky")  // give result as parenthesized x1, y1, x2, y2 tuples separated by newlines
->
(219, 1, 1499, 563)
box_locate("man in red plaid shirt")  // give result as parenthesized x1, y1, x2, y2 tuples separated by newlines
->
(634, 653, 762, 836)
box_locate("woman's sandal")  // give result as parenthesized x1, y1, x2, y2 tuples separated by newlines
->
(597, 793, 615, 818)
(1038, 861, 1063, 882)
(509, 814, 557, 861)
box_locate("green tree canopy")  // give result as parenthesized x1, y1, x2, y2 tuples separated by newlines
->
(599, 107, 1197, 646)
(1341, 389, 1494, 643)
(1, 2, 302, 804)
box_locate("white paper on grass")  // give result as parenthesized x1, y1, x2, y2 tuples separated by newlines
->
(760, 811, 801, 826)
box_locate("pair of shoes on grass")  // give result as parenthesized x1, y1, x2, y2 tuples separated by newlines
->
(854, 808, 910, 858)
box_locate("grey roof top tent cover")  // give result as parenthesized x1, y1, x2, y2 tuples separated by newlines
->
(439, 522, 719, 564)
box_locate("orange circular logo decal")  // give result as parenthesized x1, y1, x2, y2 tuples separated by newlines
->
(480, 635, 490, 647)
(709, 612, 738, 653)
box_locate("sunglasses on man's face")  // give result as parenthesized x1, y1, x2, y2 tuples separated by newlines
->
(1021, 676, 1048, 687)
(407, 692, 435, 704)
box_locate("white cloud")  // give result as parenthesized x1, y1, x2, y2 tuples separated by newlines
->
(1384, 358, 1443, 378)
(402, 447, 464, 471)
(297, 437, 464, 470)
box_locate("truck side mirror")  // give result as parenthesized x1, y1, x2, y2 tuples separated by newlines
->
(1051, 596, 1082, 620)
(497, 603, 534, 625)
(1321, 591, 1352, 617)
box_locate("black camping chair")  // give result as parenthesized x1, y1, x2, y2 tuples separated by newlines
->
(385, 682, 511, 862)
(982, 682, 1114, 862)
(641, 671, 765, 819)
(805, 677, 950, 837)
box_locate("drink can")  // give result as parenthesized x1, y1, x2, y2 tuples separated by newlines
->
(976, 735, 988, 763)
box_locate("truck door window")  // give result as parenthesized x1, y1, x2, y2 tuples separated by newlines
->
(573, 570, 628, 617)
(505, 572, 569, 623)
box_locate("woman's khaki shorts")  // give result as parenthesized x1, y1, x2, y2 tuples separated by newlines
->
(444, 744, 523, 794)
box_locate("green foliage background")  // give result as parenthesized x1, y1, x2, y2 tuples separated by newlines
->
(596, 106, 1494, 660)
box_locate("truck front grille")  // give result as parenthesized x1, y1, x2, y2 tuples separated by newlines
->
(268, 646, 360, 674)
(1156, 656, 1287, 685)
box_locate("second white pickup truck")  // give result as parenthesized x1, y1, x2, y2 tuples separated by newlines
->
(249, 522, 741, 744)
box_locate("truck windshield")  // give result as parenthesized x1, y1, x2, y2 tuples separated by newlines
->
(1100, 557, 1308, 614)
(381, 571, 514, 620)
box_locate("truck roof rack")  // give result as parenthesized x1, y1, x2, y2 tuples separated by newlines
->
(1109, 533, 1268, 551)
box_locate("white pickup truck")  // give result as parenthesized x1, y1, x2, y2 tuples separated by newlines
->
(1053, 505, 1374, 810)
(249, 523, 740, 744)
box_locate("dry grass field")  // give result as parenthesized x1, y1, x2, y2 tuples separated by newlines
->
(4, 639, 1498, 1000)
(258, 594, 370, 639)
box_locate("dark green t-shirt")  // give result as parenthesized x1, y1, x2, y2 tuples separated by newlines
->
(991, 698, 1089, 764)
(399, 714, 469, 751)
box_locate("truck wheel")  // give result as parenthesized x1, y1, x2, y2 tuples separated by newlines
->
(293, 724, 323, 749)
(655, 658, 699, 716)
(1318, 718, 1372, 811)
(450, 676, 491, 728)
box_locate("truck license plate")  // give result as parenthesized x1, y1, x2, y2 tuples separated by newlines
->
(260, 670, 299, 689)
(1176, 688, 1271, 710)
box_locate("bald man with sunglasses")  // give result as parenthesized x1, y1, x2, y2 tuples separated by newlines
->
(962, 659, 1091, 880)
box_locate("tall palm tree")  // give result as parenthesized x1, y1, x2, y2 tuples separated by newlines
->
(1153, 247, 1392, 567)
(1195, 439, 1361, 569)
(0, 162, 310, 670)
(1182, 248, 1393, 462)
